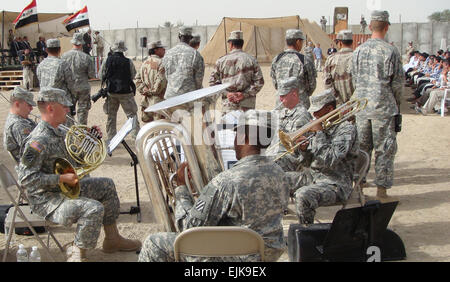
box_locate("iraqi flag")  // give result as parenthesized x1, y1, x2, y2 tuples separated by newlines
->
(13, 0, 39, 29)
(63, 6, 90, 32)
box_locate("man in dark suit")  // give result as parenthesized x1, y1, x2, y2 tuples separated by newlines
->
(36, 36, 48, 62)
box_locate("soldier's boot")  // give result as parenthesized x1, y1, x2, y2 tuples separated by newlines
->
(66, 244, 88, 262)
(376, 186, 399, 203)
(102, 223, 142, 253)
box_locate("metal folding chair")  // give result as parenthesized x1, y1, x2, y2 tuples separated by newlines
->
(0, 163, 65, 262)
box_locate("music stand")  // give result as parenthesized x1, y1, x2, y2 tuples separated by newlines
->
(108, 117, 142, 222)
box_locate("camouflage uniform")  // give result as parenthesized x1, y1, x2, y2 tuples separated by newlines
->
(271, 30, 317, 110)
(351, 11, 404, 189)
(303, 43, 315, 65)
(210, 49, 264, 111)
(138, 110, 288, 262)
(135, 53, 167, 123)
(324, 48, 354, 105)
(162, 41, 204, 99)
(99, 41, 140, 141)
(61, 34, 96, 125)
(3, 113, 37, 164)
(17, 88, 120, 250)
(287, 91, 359, 224)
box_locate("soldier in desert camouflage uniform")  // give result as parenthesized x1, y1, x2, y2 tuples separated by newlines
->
(36, 38, 77, 125)
(138, 110, 288, 262)
(323, 30, 355, 105)
(135, 41, 167, 123)
(17, 87, 141, 262)
(3, 87, 37, 165)
(162, 26, 204, 99)
(61, 33, 96, 125)
(351, 11, 403, 199)
(287, 90, 359, 224)
(209, 30, 264, 112)
(271, 29, 316, 110)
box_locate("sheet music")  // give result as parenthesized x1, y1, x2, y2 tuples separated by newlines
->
(108, 117, 135, 155)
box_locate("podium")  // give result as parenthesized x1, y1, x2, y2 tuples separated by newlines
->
(288, 200, 406, 262)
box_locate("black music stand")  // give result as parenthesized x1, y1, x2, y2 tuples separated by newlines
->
(108, 118, 142, 223)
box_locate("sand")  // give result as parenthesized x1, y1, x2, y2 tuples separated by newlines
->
(0, 61, 449, 262)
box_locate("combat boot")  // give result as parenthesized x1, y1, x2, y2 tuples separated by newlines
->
(102, 223, 142, 253)
(376, 186, 399, 204)
(66, 244, 88, 262)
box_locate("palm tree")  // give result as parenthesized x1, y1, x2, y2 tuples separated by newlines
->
(428, 10, 450, 22)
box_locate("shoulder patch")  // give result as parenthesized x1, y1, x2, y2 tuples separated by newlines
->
(195, 200, 206, 212)
(30, 141, 43, 153)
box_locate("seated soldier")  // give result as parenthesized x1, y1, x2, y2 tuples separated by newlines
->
(17, 87, 142, 262)
(138, 110, 288, 262)
(3, 87, 37, 165)
(286, 90, 359, 224)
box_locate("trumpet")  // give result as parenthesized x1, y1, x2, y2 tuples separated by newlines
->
(275, 99, 368, 161)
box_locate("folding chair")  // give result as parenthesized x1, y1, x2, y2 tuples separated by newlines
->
(173, 226, 265, 262)
(0, 163, 65, 262)
(342, 150, 370, 208)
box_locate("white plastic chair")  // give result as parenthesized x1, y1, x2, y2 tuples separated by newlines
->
(173, 226, 265, 262)
(441, 88, 449, 117)
(0, 163, 65, 262)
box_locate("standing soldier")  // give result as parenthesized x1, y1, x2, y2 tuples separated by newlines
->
(61, 33, 96, 125)
(36, 38, 77, 125)
(209, 30, 264, 112)
(94, 31, 105, 62)
(360, 16, 367, 34)
(320, 16, 328, 33)
(271, 29, 316, 110)
(323, 30, 355, 105)
(303, 41, 315, 65)
(21, 49, 34, 91)
(351, 11, 404, 200)
(162, 26, 204, 99)
(135, 40, 167, 123)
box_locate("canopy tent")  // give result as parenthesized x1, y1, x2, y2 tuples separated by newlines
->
(1, 10, 72, 50)
(201, 15, 334, 65)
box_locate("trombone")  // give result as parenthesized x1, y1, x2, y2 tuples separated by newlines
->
(274, 99, 368, 162)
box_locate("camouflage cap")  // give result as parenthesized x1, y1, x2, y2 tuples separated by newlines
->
(71, 32, 85, 45)
(112, 40, 127, 52)
(37, 87, 73, 107)
(148, 40, 166, 49)
(277, 77, 299, 96)
(46, 38, 60, 48)
(286, 29, 305, 40)
(337, 29, 353, 41)
(234, 110, 273, 130)
(371, 10, 391, 25)
(308, 89, 336, 114)
(11, 86, 36, 106)
(179, 26, 193, 36)
(228, 30, 244, 41)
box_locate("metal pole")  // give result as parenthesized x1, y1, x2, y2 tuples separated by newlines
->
(223, 17, 227, 54)
(254, 26, 257, 59)
(2, 10, 5, 52)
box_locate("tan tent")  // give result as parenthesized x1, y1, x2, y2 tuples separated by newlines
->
(201, 16, 333, 65)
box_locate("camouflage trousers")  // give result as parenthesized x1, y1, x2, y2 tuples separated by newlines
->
(140, 96, 164, 123)
(73, 89, 91, 125)
(355, 117, 398, 189)
(103, 93, 140, 142)
(22, 67, 34, 90)
(46, 177, 120, 249)
(138, 232, 283, 262)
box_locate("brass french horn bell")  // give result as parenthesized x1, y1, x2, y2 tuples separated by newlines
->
(54, 158, 80, 199)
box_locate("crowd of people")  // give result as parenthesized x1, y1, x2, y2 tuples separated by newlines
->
(2, 9, 444, 263)
(403, 48, 450, 115)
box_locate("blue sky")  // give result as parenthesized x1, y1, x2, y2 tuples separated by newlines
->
(2, 0, 448, 30)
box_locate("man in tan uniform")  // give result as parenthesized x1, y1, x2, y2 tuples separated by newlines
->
(323, 30, 355, 105)
(135, 40, 167, 123)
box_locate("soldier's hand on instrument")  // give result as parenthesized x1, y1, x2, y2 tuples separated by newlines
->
(59, 173, 79, 186)
(176, 162, 190, 186)
(296, 136, 310, 152)
(90, 125, 103, 139)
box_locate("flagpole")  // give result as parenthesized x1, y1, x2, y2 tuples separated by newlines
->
(2, 10, 5, 55)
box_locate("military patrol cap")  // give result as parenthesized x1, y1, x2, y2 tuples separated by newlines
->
(148, 40, 165, 50)
(277, 77, 299, 96)
(71, 32, 85, 45)
(46, 38, 60, 48)
(112, 40, 128, 52)
(228, 30, 244, 41)
(371, 10, 391, 25)
(286, 29, 305, 40)
(234, 110, 273, 131)
(11, 86, 36, 106)
(337, 30, 353, 41)
(179, 26, 193, 36)
(37, 87, 73, 107)
(308, 89, 336, 114)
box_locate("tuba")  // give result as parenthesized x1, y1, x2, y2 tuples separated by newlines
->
(136, 84, 230, 232)
(54, 119, 107, 199)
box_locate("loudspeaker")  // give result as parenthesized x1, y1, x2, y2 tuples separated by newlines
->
(288, 201, 407, 262)
(140, 37, 147, 48)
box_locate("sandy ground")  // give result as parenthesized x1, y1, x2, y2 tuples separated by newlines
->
(0, 61, 449, 262)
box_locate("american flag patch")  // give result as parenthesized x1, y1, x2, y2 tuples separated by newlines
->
(30, 141, 43, 153)
(195, 200, 206, 212)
